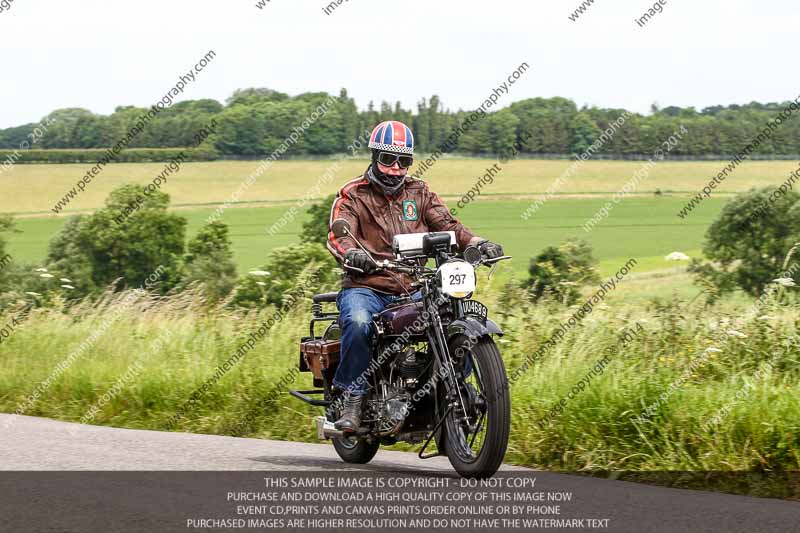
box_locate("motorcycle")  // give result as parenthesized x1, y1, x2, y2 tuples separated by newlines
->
(291, 219, 511, 478)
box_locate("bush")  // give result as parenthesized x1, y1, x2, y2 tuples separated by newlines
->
(232, 243, 339, 308)
(46, 184, 186, 297)
(0, 216, 14, 285)
(524, 239, 601, 304)
(182, 221, 238, 302)
(300, 194, 335, 246)
(689, 187, 800, 298)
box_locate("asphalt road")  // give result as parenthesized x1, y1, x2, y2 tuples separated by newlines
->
(0, 413, 473, 471)
(1, 414, 799, 533)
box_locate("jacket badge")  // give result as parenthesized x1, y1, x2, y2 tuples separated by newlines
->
(402, 200, 419, 221)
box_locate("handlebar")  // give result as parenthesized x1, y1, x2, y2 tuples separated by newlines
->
(479, 255, 513, 266)
(342, 259, 417, 275)
(343, 255, 512, 275)
(375, 259, 417, 274)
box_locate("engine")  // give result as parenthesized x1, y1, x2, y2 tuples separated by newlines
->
(395, 347, 430, 387)
(370, 346, 433, 436)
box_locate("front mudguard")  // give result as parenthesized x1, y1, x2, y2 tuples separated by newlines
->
(447, 316, 503, 343)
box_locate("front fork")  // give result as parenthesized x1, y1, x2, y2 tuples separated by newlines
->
(416, 308, 475, 459)
(426, 308, 472, 430)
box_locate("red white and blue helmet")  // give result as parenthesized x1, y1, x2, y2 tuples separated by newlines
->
(368, 120, 415, 155)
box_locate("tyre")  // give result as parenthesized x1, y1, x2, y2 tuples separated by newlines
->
(323, 373, 380, 464)
(441, 335, 510, 478)
(332, 435, 380, 464)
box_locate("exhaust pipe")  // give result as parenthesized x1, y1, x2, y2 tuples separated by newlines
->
(316, 416, 370, 440)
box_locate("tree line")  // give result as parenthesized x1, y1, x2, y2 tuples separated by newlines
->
(1, 88, 799, 157)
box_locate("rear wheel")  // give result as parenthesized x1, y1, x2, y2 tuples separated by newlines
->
(324, 374, 380, 464)
(441, 335, 510, 478)
(332, 434, 380, 464)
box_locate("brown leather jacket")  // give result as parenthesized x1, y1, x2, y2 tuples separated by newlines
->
(326, 171, 478, 294)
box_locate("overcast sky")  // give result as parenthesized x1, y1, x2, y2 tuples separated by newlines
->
(0, 0, 797, 128)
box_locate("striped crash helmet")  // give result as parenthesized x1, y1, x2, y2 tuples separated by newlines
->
(368, 120, 415, 155)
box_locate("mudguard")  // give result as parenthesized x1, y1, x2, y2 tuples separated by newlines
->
(447, 316, 503, 341)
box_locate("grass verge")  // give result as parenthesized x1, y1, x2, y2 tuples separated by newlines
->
(1, 280, 797, 498)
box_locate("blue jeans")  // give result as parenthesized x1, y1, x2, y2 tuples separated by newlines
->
(334, 288, 420, 395)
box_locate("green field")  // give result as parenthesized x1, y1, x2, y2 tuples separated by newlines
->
(2, 158, 795, 215)
(6, 157, 782, 282)
(5, 158, 777, 303)
(7, 197, 724, 276)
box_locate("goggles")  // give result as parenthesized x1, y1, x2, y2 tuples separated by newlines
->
(377, 151, 414, 169)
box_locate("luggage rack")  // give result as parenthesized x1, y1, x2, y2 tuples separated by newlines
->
(291, 292, 341, 406)
(310, 291, 340, 338)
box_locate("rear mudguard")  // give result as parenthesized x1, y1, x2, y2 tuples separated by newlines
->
(447, 316, 503, 342)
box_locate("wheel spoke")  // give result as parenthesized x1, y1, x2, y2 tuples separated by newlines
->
(469, 412, 486, 448)
(469, 352, 487, 393)
(445, 339, 492, 463)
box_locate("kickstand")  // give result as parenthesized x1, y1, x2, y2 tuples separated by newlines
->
(418, 405, 452, 459)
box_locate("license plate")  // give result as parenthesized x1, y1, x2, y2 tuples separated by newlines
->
(463, 300, 488, 320)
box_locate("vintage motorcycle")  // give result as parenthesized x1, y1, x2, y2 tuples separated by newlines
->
(291, 219, 511, 478)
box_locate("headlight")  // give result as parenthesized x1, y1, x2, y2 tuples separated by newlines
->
(438, 260, 476, 299)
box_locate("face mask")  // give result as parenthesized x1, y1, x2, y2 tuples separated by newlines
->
(367, 166, 406, 196)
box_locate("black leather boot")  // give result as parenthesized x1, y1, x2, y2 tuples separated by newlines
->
(334, 393, 364, 433)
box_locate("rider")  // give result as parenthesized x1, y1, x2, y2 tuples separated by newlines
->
(326, 120, 504, 432)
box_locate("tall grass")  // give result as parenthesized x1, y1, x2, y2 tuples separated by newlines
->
(1, 280, 798, 497)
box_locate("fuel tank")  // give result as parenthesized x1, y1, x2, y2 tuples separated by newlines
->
(378, 301, 425, 336)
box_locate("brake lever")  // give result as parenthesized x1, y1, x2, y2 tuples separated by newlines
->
(486, 261, 498, 280)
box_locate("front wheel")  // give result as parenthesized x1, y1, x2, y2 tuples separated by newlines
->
(441, 335, 510, 478)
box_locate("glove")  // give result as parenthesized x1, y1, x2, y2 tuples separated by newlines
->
(344, 249, 377, 274)
(478, 240, 504, 260)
